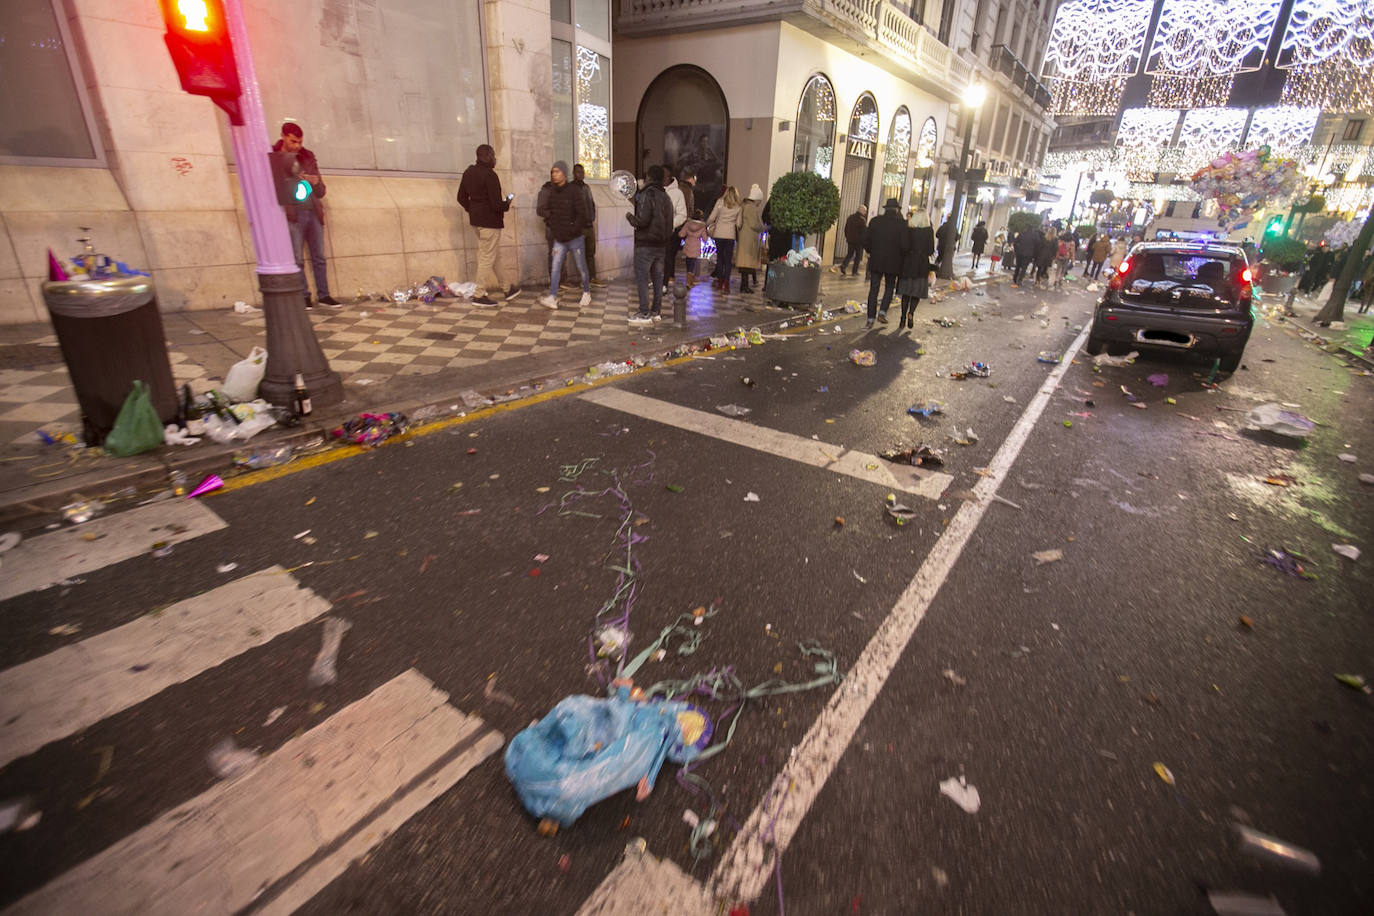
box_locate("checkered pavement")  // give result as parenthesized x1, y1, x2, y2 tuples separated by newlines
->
(0, 276, 821, 446)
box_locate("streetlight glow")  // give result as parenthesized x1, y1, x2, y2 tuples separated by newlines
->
(963, 82, 987, 108)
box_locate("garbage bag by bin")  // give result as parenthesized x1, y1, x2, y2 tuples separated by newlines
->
(41, 275, 177, 447)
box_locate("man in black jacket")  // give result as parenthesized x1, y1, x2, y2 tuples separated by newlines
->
(863, 199, 908, 328)
(626, 165, 674, 325)
(1011, 227, 1038, 287)
(273, 123, 338, 308)
(836, 205, 867, 275)
(457, 143, 521, 306)
(573, 164, 604, 287)
(535, 161, 591, 311)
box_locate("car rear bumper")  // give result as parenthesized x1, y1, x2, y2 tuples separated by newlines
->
(1091, 306, 1252, 356)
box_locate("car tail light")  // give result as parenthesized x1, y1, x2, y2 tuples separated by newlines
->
(1241, 267, 1252, 283)
(1108, 257, 1130, 291)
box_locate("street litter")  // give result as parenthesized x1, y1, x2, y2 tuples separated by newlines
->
(948, 361, 991, 380)
(1031, 305, 1048, 318)
(1235, 825, 1321, 875)
(164, 425, 199, 446)
(332, 412, 408, 446)
(942, 669, 966, 686)
(1031, 549, 1062, 565)
(1362, 473, 1374, 485)
(234, 444, 294, 469)
(908, 400, 945, 417)
(1036, 352, 1061, 364)
(849, 349, 876, 366)
(0, 532, 19, 553)
(307, 617, 352, 687)
(880, 444, 945, 468)
(263, 706, 286, 726)
(1338, 453, 1356, 462)
(48, 623, 81, 636)
(932, 316, 958, 328)
(937, 775, 980, 813)
(1332, 544, 1360, 561)
(485, 674, 518, 707)
(717, 404, 752, 417)
(503, 686, 712, 829)
(1263, 474, 1297, 487)
(0, 799, 42, 834)
(1259, 548, 1316, 580)
(202, 398, 278, 443)
(1147, 373, 1169, 387)
(743, 492, 760, 502)
(1092, 351, 1138, 367)
(595, 626, 630, 659)
(885, 493, 916, 526)
(222, 347, 267, 402)
(186, 474, 223, 498)
(207, 737, 258, 779)
(1207, 891, 1286, 916)
(1246, 403, 1314, 439)
(1335, 673, 1370, 693)
(233, 301, 260, 314)
(1153, 762, 1175, 786)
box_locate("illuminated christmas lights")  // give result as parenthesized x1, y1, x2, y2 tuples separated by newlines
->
(1278, 0, 1374, 67)
(1146, 73, 1235, 108)
(1146, 0, 1279, 77)
(1246, 105, 1320, 148)
(1042, 0, 1151, 116)
(1117, 108, 1182, 149)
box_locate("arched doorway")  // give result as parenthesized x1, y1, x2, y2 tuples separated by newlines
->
(637, 66, 729, 216)
(913, 117, 938, 209)
(792, 74, 836, 177)
(836, 93, 879, 263)
(881, 106, 913, 210)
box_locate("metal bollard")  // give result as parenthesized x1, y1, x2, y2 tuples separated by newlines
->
(672, 282, 688, 329)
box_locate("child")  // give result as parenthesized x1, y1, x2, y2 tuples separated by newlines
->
(679, 210, 707, 287)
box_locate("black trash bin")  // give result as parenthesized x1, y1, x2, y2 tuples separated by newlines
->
(41, 274, 177, 447)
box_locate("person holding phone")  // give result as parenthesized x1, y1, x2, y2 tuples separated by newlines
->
(458, 144, 522, 307)
(273, 123, 339, 308)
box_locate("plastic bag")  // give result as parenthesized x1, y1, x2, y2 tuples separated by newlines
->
(222, 346, 267, 402)
(201, 399, 277, 443)
(1246, 403, 1314, 439)
(504, 687, 709, 828)
(103, 380, 164, 456)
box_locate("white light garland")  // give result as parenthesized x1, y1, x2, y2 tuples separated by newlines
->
(1146, 0, 1280, 76)
(1280, 59, 1374, 112)
(1178, 107, 1249, 149)
(1043, 0, 1151, 116)
(1049, 76, 1134, 117)
(1246, 105, 1320, 148)
(916, 117, 938, 168)
(1117, 108, 1182, 148)
(1278, 0, 1374, 67)
(882, 109, 912, 195)
(852, 107, 880, 142)
(1146, 73, 1235, 108)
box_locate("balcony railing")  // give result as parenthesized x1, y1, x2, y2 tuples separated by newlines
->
(618, 0, 972, 100)
(990, 44, 1051, 110)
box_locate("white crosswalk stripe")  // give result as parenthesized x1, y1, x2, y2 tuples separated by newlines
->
(0, 503, 503, 915)
(0, 499, 227, 602)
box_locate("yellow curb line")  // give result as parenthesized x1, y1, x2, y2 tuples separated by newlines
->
(208, 314, 854, 494)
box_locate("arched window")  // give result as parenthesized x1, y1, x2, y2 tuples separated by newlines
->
(913, 116, 938, 207)
(881, 107, 913, 205)
(793, 74, 836, 177)
(636, 65, 729, 214)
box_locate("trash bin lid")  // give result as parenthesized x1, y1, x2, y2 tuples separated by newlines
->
(42, 275, 155, 318)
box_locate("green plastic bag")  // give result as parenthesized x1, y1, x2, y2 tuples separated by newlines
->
(103, 380, 164, 456)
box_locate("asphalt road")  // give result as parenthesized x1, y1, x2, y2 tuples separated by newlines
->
(2, 279, 1370, 915)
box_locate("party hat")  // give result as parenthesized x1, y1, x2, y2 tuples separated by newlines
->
(187, 474, 223, 498)
(47, 250, 68, 281)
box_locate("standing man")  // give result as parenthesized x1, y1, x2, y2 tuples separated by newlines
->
(626, 165, 674, 326)
(572, 164, 604, 287)
(862, 198, 908, 329)
(273, 123, 338, 308)
(970, 220, 988, 270)
(935, 216, 954, 276)
(457, 143, 522, 307)
(836, 205, 867, 275)
(662, 165, 688, 287)
(535, 161, 591, 310)
(1011, 226, 1037, 287)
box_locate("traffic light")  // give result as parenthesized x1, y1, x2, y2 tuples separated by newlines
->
(267, 151, 315, 206)
(1264, 214, 1285, 237)
(160, 0, 243, 123)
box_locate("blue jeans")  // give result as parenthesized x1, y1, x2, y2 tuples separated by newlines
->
(550, 236, 590, 297)
(288, 208, 330, 298)
(633, 246, 664, 316)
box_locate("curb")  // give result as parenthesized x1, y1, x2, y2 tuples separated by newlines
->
(0, 306, 836, 529)
(1280, 313, 1374, 371)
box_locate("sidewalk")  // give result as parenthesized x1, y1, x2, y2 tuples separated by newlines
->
(0, 273, 875, 524)
(1278, 289, 1374, 366)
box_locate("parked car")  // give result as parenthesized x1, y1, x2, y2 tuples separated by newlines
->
(1087, 241, 1255, 373)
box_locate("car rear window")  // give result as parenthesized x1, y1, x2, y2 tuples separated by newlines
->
(1124, 252, 1241, 303)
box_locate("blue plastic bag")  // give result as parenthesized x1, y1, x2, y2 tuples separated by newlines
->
(504, 687, 710, 827)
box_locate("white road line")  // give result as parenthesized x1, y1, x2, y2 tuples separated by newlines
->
(6, 669, 503, 916)
(580, 387, 952, 501)
(710, 323, 1092, 903)
(574, 325, 1091, 914)
(0, 500, 227, 602)
(0, 567, 330, 768)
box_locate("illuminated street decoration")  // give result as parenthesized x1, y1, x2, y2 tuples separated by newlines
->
(916, 117, 938, 168)
(794, 74, 836, 178)
(1042, 0, 1151, 116)
(881, 107, 912, 201)
(1117, 108, 1181, 149)
(1045, 142, 1374, 178)
(1246, 105, 1320, 148)
(1276, 0, 1374, 110)
(1144, 0, 1280, 107)
(1177, 107, 1248, 149)
(575, 47, 610, 178)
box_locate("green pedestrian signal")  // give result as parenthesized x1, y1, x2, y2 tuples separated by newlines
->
(268, 151, 315, 206)
(1264, 215, 1284, 236)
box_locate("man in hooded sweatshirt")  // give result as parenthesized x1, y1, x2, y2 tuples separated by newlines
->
(626, 165, 674, 325)
(535, 161, 591, 310)
(862, 198, 909, 329)
(457, 143, 522, 306)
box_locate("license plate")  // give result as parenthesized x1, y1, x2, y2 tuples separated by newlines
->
(1136, 329, 1196, 348)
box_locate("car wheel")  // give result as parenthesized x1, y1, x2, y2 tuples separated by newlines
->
(1217, 352, 1242, 374)
(1084, 334, 1104, 355)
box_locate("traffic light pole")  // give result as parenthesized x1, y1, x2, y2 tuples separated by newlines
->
(221, 0, 341, 409)
(938, 115, 976, 280)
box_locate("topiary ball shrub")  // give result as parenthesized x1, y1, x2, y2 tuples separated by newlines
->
(767, 171, 841, 244)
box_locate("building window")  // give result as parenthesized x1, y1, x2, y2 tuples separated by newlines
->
(793, 74, 837, 177)
(553, 0, 613, 177)
(881, 107, 913, 204)
(1343, 119, 1365, 142)
(0, 0, 101, 164)
(937, 0, 957, 45)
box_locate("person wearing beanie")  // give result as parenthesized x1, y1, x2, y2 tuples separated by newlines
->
(535, 161, 591, 310)
(862, 198, 909, 328)
(735, 183, 766, 293)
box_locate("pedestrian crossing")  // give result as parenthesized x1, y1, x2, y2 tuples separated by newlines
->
(0, 500, 503, 914)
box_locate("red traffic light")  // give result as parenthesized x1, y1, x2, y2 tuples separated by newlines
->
(160, 0, 242, 118)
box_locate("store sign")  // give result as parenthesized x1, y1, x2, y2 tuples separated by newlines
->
(847, 138, 874, 159)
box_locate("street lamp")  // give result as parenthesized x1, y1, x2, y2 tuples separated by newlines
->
(938, 81, 987, 278)
(1067, 159, 1089, 225)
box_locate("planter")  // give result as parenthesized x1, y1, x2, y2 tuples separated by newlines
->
(1259, 270, 1297, 297)
(764, 262, 822, 305)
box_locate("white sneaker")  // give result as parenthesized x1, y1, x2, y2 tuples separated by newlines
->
(628, 315, 652, 326)
(651, 314, 662, 322)
(578, 291, 591, 307)
(538, 294, 558, 310)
